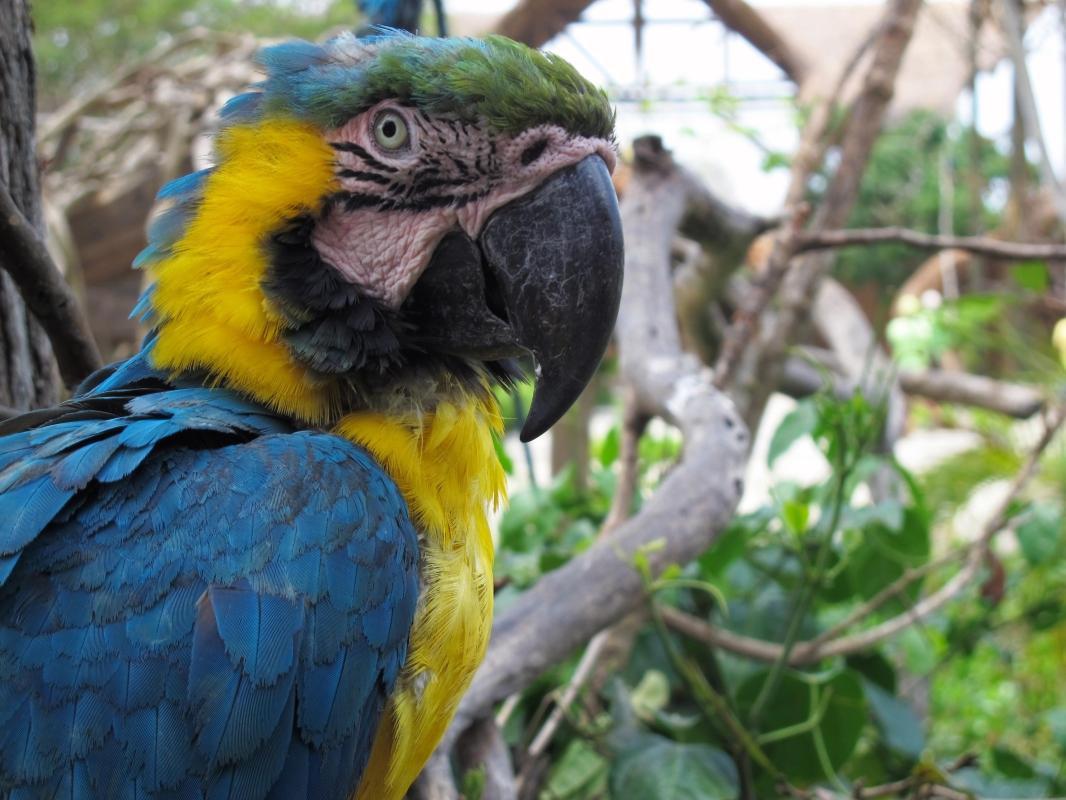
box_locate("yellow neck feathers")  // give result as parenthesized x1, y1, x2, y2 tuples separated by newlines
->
(335, 397, 506, 544)
(338, 397, 505, 800)
(147, 118, 342, 422)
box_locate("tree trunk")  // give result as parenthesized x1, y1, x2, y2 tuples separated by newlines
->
(0, 0, 59, 409)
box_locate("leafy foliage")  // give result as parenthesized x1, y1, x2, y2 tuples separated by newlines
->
(496, 386, 1066, 798)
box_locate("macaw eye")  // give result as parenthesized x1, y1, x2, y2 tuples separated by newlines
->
(373, 111, 409, 151)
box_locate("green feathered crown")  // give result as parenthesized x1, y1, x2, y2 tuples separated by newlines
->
(221, 31, 615, 140)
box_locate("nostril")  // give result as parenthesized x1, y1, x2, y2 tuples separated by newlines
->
(520, 139, 548, 166)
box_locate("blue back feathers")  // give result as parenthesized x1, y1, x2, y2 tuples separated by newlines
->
(0, 355, 420, 798)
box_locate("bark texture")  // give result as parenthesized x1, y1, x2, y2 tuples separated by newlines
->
(0, 0, 59, 409)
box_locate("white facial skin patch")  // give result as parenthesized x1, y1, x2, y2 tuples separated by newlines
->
(313, 99, 617, 308)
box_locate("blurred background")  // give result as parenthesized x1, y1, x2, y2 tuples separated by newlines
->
(24, 0, 1066, 797)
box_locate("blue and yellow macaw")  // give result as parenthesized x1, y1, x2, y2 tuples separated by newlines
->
(0, 32, 622, 800)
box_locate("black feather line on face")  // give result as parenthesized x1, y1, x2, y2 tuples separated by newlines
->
(329, 141, 399, 173)
(262, 215, 519, 409)
(263, 215, 408, 377)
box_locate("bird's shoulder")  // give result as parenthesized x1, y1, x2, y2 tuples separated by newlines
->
(0, 352, 419, 592)
(0, 356, 422, 799)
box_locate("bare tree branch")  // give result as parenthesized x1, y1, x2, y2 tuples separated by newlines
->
(899, 368, 1046, 418)
(701, 0, 809, 84)
(0, 183, 101, 388)
(516, 630, 609, 796)
(39, 28, 243, 145)
(0, 0, 60, 410)
(783, 355, 1046, 419)
(797, 226, 1066, 260)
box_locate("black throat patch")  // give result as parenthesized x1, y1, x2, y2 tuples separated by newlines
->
(263, 214, 408, 377)
(262, 214, 520, 408)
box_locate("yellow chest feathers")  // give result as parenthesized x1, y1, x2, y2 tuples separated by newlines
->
(336, 397, 505, 800)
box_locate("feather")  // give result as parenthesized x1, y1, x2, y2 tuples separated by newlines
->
(0, 475, 75, 555)
(208, 587, 303, 685)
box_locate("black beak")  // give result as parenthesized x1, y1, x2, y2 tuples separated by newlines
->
(404, 155, 624, 441)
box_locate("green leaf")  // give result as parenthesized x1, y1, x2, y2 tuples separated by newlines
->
(846, 541, 906, 601)
(896, 625, 941, 675)
(953, 767, 1050, 798)
(630, 670, 671, 720)
(768, 402, 817, 466)
(736, 669, 867, 783)
(845, 652, 896, 692)
(781, 500, 810, 536)
(1011, 261, 1049, 293)
(540, 739, 608, 799)
(869, 507, 931, 565)
(1015, 503, 1064, 566)
(609, 734, 739, 800)
(991, 746, 1038, 779)
(460, 766, 485, 800)
(598, 425, 621, 469)
(844, 499, 904, 533)
(863, 680, 925, 758)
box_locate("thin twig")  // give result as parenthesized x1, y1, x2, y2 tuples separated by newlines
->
(805, 548, 962, 650)
(797, 226, 1066, 260)
(600, 391, 649, 537)
(0, 183, 101, 387)
(749, 430, 854, 723)
(519, 631, 610, 769)
(713, 205, 807, 390)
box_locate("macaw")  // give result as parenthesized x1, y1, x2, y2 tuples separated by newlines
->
(0, 31, 622, 800)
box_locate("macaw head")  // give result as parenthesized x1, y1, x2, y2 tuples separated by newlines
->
(137, 31, 623, 440)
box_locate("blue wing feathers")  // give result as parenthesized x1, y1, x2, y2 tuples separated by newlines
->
(0, 358, 420, 798)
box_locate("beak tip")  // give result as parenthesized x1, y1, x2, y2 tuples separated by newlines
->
(518, 404, 553, 443)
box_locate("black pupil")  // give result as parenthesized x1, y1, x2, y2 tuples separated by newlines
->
(382, 119, 397, 138)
